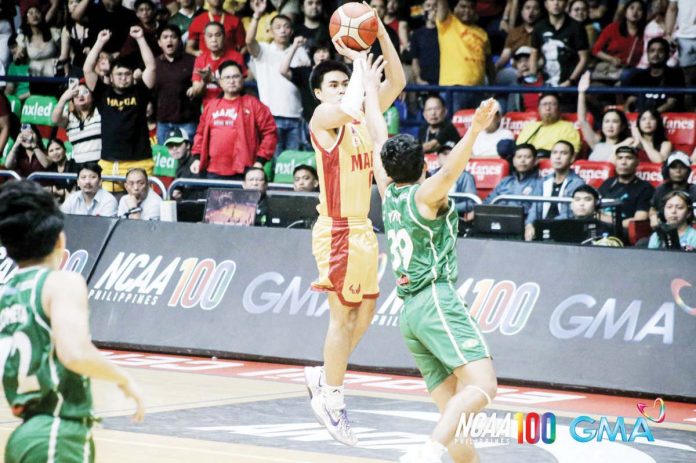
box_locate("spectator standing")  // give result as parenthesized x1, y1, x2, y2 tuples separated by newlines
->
(0, 0, 12, 71)
(168, 0, 204, 43)
(191, 61, 277, 179)
(471, 110, 514, 158)
(118, 167, 162, 220)
(516, 93, 582, 156)
(648, 190, 696, 250)
(649, 151, 696, 227)
(525, 140, 585, 240)
(5, 124, 50, 178)
(630, 108, 672, 163)
(598, 146, 655, 230)
(435, 0, 494, 109)
(484, 143, 542, 216)
(51, 83, 102, 166)
(637, 0, 679, 69)
(186, 0, 245, 55)
(665, 0, 696, 109)
(190, 22, 247, 107)
(294, 0, 329, 48)
(577, 72, 633, 162)
(155, 25, 199, 144)
(16, 5, 63, 93)
(61, 162, 118, 216)
(495, 0, 541, 73)
(59, 0, 91, 77)
(83, 27, 157, 188)
(568, 0, 597, 47)
(625, 37, 685, 113)
(410, 0, 439, 85)
(280, 39, 330, 128)
(72, 0, 138, 55)
(418, 94, 460, 154)
(120, 0, 163, 64)
(529, 0, 589, 88)
(247, 0, 310, 156)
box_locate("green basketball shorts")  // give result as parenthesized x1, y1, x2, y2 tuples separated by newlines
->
(5, 415, 94, 463)
(400, 282, 491, 392)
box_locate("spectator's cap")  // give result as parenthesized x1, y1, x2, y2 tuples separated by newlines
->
(667, 151, 690, 168)
(437, 141, 457, 154)
(615, 145, 638, 157)
(514, 46, 533, 59)
(497, 139, 516, 160)
(164, 128, 189, 146)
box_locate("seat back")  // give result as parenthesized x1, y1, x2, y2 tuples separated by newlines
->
(537, 158, 553, 177)
(452, 109, 476, 137)
(501, 111, 539, 138)
(572, 160, 616, 188)
(663, 112, 696, 153)
(635, 162, 663, 187)
(465, 158, 510, 199)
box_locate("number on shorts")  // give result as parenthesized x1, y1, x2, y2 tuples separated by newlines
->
(387, 228, 414, 271)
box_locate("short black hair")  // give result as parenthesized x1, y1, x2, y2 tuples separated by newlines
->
(293, 164, 318, 179)
(157, 24, 181, 40)
(0, 180, 64, 262)
(647, 37, 669, 54)
(244, 166, 268, 182)
(111, 58, 135, 72)
(538, 93, 560, 105)
(515, 143, 537, 158)
(204, 21, 225, 35)
(126, 167, 148, 182)
(615, 145, 638, 157)
(381, 135, 425, 183)
(79, 161, 102, 178)
(218, 60, 244, 76)
(573, 184, 600, 202)
(553, 139, 575, 157)
(310, 59, 351, 93)
(270, 14, 293, 27)
(422, 93, 445, 109)
(134, 0, 155, 9)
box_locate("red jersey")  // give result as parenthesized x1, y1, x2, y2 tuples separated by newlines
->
(188, 11, 246, 53)
(192, 49, 247, 107)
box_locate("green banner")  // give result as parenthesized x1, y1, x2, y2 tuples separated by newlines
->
(152, 145, 179, 177)
(1, 138, 13, 165)
(20, 95, 58, 126)
(273, 150, 316, 184)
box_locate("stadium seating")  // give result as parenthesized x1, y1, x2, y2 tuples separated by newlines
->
(537, 158, 553, 177)
(465, 158, 509, 199)
(572, 160, 615, 187)
(452, 109, 475, 137)
(627, 219, 652, 245)
(501, 111, 539, 138)
(635, 162, 663, 187)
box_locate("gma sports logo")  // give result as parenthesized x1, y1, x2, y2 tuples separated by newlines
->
(570, 398, 665, 443)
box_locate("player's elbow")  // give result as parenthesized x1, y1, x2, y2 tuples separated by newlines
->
(56, 344, 89, 368)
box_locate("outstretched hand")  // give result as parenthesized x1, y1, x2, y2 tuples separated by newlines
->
(578, 71, 590, 93)
(361, 54, 385, 91)
(129, 26, 144, 40)
(119, 378, 145, 423)
(332, 36, 368, 62)
(471, 98, 499, 131)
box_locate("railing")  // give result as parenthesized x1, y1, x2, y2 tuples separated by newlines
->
(0, 170, 22, 181)
(26, 172, 169, 200)
(167, 178, 293, 200)
(450, 192, 483, 205)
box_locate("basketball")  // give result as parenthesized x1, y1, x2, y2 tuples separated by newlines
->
(329, 2, 379, 51)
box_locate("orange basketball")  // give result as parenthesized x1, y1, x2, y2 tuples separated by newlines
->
(329, 2, 379, 51)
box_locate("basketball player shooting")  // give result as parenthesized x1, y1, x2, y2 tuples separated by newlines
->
(0, 181, 145, 463)
(302, 4, 406, 447)
(360, 53, 499, 463)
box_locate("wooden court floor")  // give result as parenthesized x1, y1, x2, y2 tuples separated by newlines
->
(1, 350, 695, 463)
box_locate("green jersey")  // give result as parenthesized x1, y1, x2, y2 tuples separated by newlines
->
(0, 266, 92, 420)
(383, 183, 459, 298)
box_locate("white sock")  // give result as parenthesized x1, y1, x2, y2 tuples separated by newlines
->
(324, 385, 345, 409)
(421, 440, 447, 459)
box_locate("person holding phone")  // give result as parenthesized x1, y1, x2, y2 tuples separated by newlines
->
(4, 124, 51, 177)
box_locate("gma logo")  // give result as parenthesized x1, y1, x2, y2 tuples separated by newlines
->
(569, 416, 654, 443)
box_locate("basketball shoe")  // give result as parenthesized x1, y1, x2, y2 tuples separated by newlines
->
(310, 391, 358, 446)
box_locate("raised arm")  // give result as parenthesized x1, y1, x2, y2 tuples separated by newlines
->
(373, 7, 406, 112)
(130, 26, 156, 88)
(44, 270, 145, 422)
(246, 0, 266, 58)
(577, 71, 599, 147)
(51, 85, 78, 127)
(279, 36, 306, 80)
(416, 99, 498, 212)
(83, 29, 111, 91)
(71, 0, 90, 22)
(664, 1, 678, 39)
(362, 56, 391, 198)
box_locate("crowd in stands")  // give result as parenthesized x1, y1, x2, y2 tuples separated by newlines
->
(0, 0, 695, 250)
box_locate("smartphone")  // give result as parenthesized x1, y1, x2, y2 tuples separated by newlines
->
(69, 77, 79, 88)
(21, 123, 31, 131)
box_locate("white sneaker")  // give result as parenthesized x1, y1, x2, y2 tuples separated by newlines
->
(311, 392, 358, 446)
(303, 366, 323, 400)
(398, 447, 442, 463)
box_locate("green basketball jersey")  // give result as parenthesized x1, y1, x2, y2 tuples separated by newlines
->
(382, 183, 460, 298)
(0, 266, 93, 420)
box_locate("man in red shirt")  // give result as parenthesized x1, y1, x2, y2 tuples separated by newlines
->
(191, 61, 277, 180)
(189, 22, 246, 107)
(186, 0, 245, 55)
